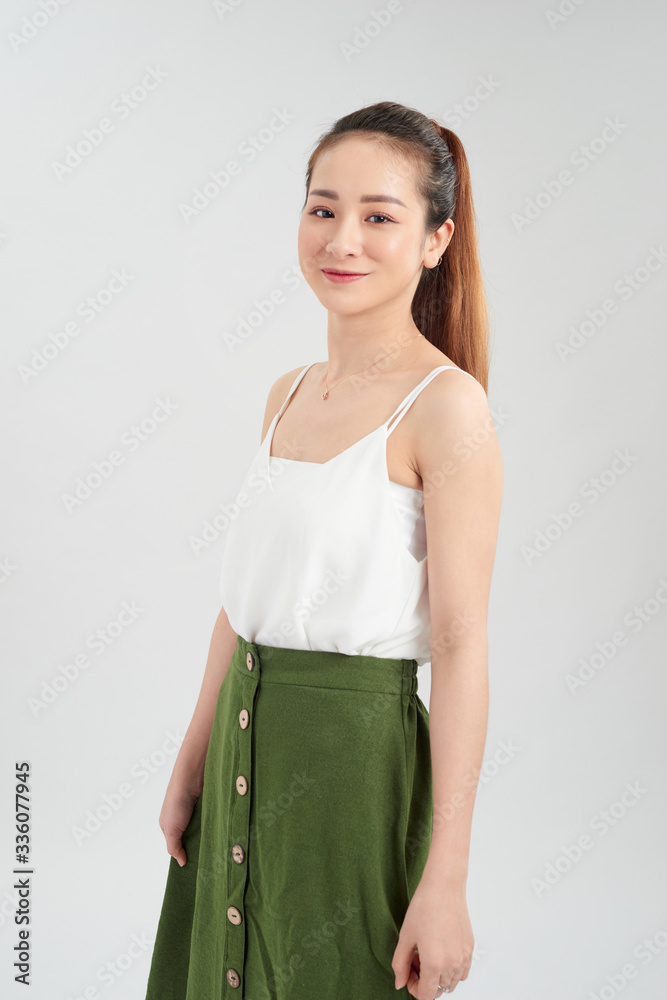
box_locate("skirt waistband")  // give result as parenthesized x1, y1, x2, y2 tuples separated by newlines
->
(232, 633, 419, 696)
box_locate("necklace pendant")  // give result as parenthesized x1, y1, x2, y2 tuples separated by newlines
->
(321, 390, 329, 400)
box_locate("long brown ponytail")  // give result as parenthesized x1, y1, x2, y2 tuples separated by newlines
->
(302, 102, 490, 392)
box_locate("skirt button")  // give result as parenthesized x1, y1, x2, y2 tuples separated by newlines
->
(226, 968, 241, 988)
(235, 775, 248, 795)
(231, 843, 245, 863)
(246, 651, 255, 671)
(227, 905, 243, 925)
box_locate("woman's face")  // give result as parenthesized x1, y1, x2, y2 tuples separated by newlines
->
(297, 135, 449, 318)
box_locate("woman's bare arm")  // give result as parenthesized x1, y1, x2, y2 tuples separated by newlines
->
(168, 605, 239, 797)
(417, 372, 502, 884)
(392, 370, 502, 991)
(158, 605, 238, 865)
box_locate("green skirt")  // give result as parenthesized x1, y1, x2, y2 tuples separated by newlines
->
(144, 634, 433, 999)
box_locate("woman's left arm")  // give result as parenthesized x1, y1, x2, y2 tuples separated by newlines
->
(393, 373, 504, 997)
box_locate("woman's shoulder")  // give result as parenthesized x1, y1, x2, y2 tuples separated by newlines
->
(412, 345, 483, 399)
(267, 361, 318, 409)
(405, 348, 490, 442)
(259, 362, 319, 442)
(420, 360, 487, 417)
(406, 353, 501, 497)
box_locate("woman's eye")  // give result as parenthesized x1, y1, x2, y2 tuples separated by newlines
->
(309, 209, 392, 223)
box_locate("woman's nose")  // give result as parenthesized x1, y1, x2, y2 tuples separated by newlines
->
(326, 224, 362, 257)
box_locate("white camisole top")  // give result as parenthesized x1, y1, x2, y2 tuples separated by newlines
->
(219, 362, 476, 665)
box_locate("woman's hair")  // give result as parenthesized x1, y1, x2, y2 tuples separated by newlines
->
(302, 101, 490, 391)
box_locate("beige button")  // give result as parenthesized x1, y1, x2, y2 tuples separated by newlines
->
(246, 651, 255, 671)
(239, 708, 249, 729)
(232, 843, 245, 864)
(226, 968, 240, 988)
(236, 775, 248, 795)
(227, 905, 242, 925)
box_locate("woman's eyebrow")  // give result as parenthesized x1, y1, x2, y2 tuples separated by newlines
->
(307, 188, 407, 208)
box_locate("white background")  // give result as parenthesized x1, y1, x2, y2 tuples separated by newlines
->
(1, 1, 666, 998)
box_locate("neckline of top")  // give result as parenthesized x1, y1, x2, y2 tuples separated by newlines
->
(269, 451, 425, 499)
(265, 362, 472, 490)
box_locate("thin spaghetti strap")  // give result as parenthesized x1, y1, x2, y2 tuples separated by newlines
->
(386, 366, 475, 436)
(277, 362, 318, 418)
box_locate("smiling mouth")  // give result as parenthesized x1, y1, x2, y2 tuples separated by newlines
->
(322, 268, 368, 276)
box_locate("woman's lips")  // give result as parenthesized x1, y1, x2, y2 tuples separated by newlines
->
(321, 269, 368, 283)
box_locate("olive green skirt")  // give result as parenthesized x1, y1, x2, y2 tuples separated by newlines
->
(144, 634, 433, 999)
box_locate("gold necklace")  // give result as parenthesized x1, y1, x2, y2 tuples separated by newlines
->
(321, 333, 424, 400)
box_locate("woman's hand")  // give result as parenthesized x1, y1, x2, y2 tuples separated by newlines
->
(392, 877, 473, 998)
(158, 770, 202, 868)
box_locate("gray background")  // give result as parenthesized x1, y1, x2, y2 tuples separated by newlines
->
(2, 0, 666, 997)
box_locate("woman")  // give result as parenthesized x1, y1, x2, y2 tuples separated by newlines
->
(144, 101, 503, 1000)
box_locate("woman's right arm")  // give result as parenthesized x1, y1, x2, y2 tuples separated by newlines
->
(158, 604, 239, 866)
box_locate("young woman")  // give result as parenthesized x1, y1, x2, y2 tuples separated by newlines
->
(144, 101, 503, 1000)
